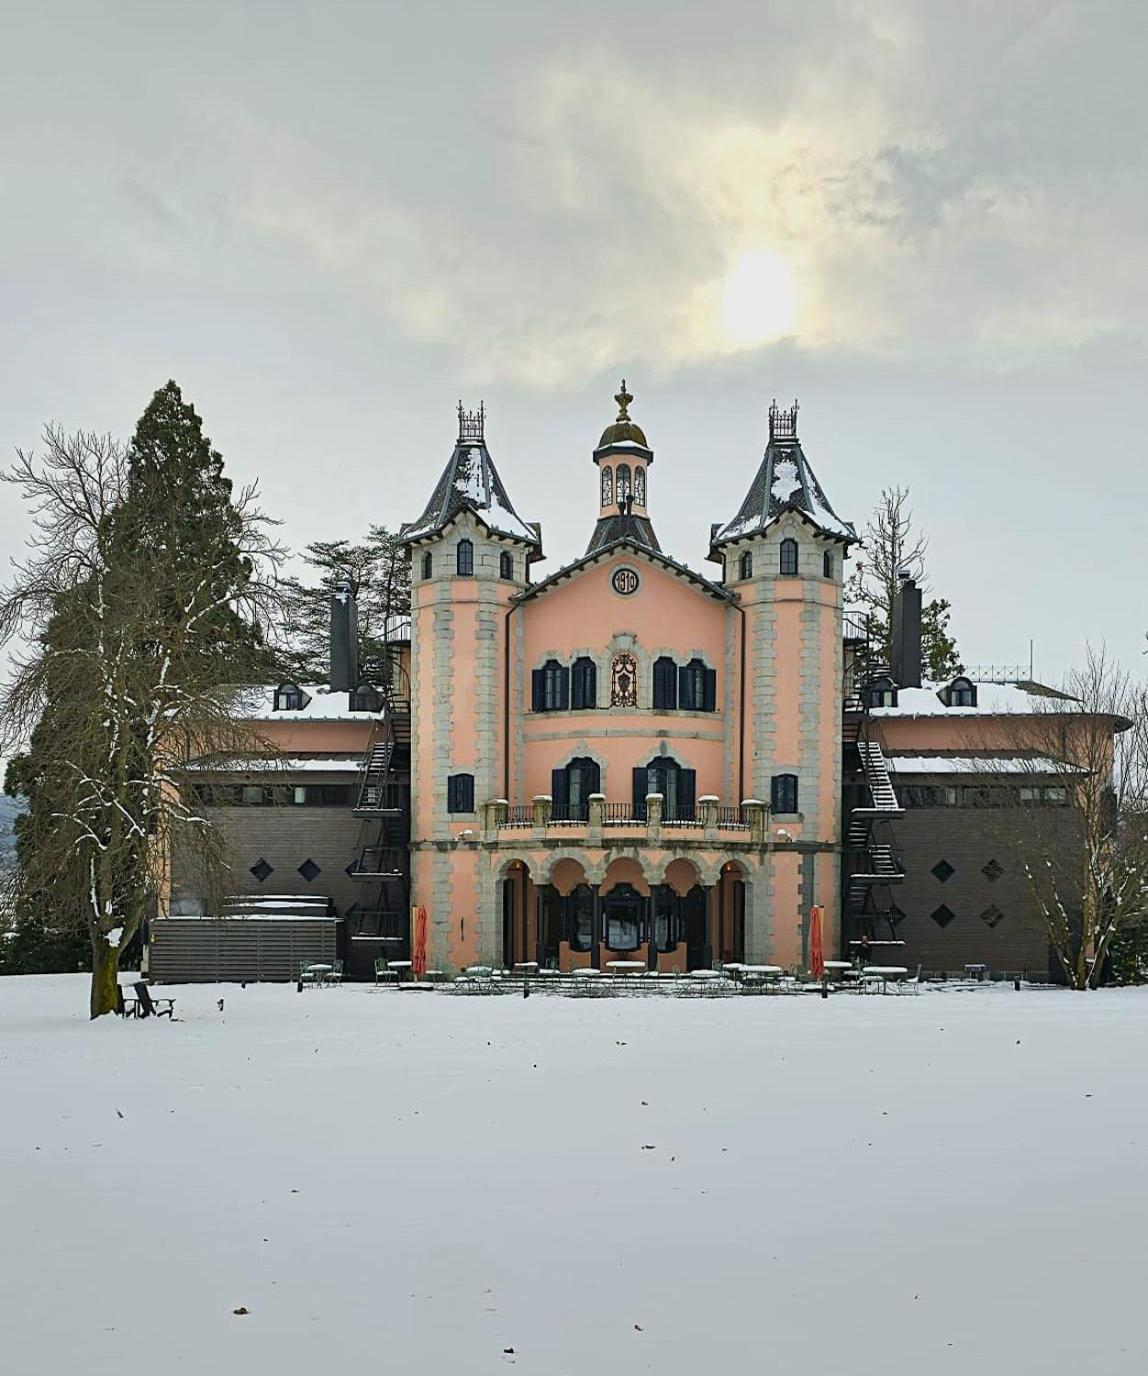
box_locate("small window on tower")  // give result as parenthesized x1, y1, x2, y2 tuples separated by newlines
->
(779, 538, 798, 576)
(616, 464, 631, 503)
(739, 551, 753, 580)
(601, 465, 613, 508)
(421, 551, 433, 580)
(447, 773, 475, 813)
(499, 550, 514, 580)
(634, 466, 646, 506)
(823, 550, 833, 579)
(770, 773, 799, 814)
(456, 539, 474, 576)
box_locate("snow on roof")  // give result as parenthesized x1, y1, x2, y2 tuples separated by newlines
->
(711, 434, 855, 549)
(400, 439, 540, 548)
(887, 755, 1081, 775)
(187, 756, 362, 773)
(229, 686, 376, 722)
(871, 682, 1081, 718)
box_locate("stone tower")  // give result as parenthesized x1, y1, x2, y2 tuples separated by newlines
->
(709, 400, 856, 963)
(399, 404, 542, 968)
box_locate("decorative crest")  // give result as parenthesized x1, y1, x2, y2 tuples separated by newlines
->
(614, 379, 633, 421)
(457, 400, 486, 444)
(768, 398, 799, 442)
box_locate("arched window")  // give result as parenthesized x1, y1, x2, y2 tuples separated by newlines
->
(456, 539, 474, 576)
(531, 659, 570, 712)
(779, 538, 798, 576)
(652, 656, 677, 710)
(602, 883, 645, 953)
(273, 682, 310, 712)
(499, 550, 514, 580)
(601, 465, 613, 508)
(739, 551, 753, 580)
(571, 657, 597, 710)
(551, 756, 601, 822)
(770, 773, 799, 814)
(447, 773, 475, 813)
(822, 550, 833, 579)
(634, 755, 696, 821)
(946, 677, 977, 707)
(611, 653, 638, 707)
(616, 464, 631, 503)
(678, 658, 716, 712)
(634, 466, 646, 506)
(421, 551, 433, 580)
(866, 676, 897, 709)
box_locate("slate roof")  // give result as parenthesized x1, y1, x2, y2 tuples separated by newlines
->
(710, 401, 855, 554)
(585, 511, 661, 556)
(399, 415, 541, 552)
(516, 538, 734, 605)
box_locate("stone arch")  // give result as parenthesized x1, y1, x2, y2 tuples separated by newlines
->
(662, 856, 703, 896)
(549, 855, 589, 896)
(600, 854, 651, 897)
(494, 854, 539, 884)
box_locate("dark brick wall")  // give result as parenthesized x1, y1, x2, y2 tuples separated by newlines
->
(892, 805, 1082, 975)
(171, 801, 363, 916)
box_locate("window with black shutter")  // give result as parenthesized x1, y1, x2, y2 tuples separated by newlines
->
(447, 773, 475, 813)
(770, 773, 798, 814)
(679, 659, 709, 711)
(641, 756, 696, 821)
(653, 656, 677, 710)
(499, 550, 514, 580)
(456, 539, 474, 576)
(571, 657, 597, 709)
(553, 757, 600, 821)
(533, 660, 569, 711)
(779, 538, 798, 576)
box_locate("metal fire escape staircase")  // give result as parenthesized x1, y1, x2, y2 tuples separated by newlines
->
(347, 690, 411, 970)
(842, 632, 906, 943)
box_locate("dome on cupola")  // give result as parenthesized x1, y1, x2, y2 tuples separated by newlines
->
(595, 381, 650, 452)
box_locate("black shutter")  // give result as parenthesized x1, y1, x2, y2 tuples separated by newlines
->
(532, 669, 544, 712)
(571, 662, 583, 710)
(463, 775, 474, 811)
(703, 668, 717, 712)
(678, 665, 692, 711)
(558, 666, 570, 710)
(653, 657, 676, 710)
(587, 760, 601, 795)
(584, 661, 597, 708)
(551, 767, 568, 808)
(633, 767, 647, 820)
(679, 769, 696, 821)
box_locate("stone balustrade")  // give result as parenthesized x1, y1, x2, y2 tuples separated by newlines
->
(484, 795, 769, 845)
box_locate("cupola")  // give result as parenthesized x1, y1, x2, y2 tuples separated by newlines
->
(586, 380, 661, 556)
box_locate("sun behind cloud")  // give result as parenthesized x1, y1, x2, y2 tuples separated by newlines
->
(719, 249, 798, 347)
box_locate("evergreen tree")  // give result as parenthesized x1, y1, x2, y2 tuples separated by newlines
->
(0, 391, 283, 1015)
(846, 485, 963, 681)
(279, 528, 410, 684)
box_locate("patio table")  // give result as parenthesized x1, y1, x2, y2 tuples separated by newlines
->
(607, 961, 646, 977)
(861, 964, 910, 993)
(388, 960, 413, 984)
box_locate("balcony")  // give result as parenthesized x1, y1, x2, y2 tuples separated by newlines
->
(484, 794, 767, 845)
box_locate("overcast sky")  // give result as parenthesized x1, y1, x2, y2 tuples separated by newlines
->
(1, 0, 1145, 680)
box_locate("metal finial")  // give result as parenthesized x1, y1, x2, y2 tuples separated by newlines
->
(768, 397, 799, 442)
(457, 400, 485, 444)
(615, 379, 633, 421)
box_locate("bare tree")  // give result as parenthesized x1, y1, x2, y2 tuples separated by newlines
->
(0, 424, 285, 1016)
(982, 650, 1148, 988)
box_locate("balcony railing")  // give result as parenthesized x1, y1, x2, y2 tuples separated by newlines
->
(492, 797, 762, 837)
(715, 805, 749, 830)
(504, 805, 534, 827)
(550, 802, 590, 824)
(603, 803, 641, 825)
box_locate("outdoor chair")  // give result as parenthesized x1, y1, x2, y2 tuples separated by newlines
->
(323, 959, 344, 987)
(124, 981, 175, 1019)
(374, 958, 398, 985)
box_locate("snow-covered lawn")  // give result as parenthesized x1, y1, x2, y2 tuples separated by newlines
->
(2, 976, 1146, 1375)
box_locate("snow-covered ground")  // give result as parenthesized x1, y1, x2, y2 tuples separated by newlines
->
(2, 976, 1146, 1375)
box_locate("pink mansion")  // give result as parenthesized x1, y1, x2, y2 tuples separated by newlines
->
(398, 386, 853, 974)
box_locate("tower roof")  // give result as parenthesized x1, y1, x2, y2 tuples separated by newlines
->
(586, 512, 661, 556)
(709, 400, 855, 556)
(594, 380, 651, 455)
(399, 403, 542, 553)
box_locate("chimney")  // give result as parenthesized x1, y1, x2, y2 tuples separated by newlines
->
(891, 569, 922, 688)
(329, 580, 359, 691)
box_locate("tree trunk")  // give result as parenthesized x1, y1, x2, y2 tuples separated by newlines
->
(90, 937, 122, 1019)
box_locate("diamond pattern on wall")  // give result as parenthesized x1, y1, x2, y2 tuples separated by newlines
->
(298, 858, 322, 883)
(931, 859, 955, 883)
(930, 904, 956, 928)
(249, 858, 273, 883)
(981, 859, 1004, 882)
(980, 905, 1006, 929)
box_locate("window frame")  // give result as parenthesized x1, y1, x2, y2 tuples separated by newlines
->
(822, 550, 833, 579)
(421, 551, 433, 580)
(499, 550, 514, 580)
(456, 538, 474, 577)
(739, 550, 753, 580)
(770, 772, 799, 814)
(447, 772, 475, 814)
(779, 537, 799, 576)
(570, 656, 597, 710)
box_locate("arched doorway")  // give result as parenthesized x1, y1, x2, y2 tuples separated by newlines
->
(715, 861, 748, 965)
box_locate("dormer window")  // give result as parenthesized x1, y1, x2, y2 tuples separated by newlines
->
(349, 683, 384, 713)
(943, 677, 977, 708)
(499, 550, 514, 580)
(867, 676, 897, 709)
(779, 538, 798, 576)
(273, 682, 310, 712)
(739, 551, 753, 580)
(456, 538, 474, 576)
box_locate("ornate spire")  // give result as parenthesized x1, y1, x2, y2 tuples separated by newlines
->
(614, 379, 633, 421)
(768, 398, 799, 442)
(456, 400, 486, 444)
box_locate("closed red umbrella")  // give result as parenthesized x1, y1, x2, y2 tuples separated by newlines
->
(809, 905, 825, 978)
(413, 905, 428, 979)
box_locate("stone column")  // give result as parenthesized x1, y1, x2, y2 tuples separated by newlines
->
(645, 792, 664, 842)
(588, 793, 605, 843)
(532, 794, 552, 832)
(743, 799, 768, 847)
(483, 798, 508, 841)
(698, 794, 719, 841)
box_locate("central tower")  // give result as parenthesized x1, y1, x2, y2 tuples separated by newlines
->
(586, 381, 661, 554)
